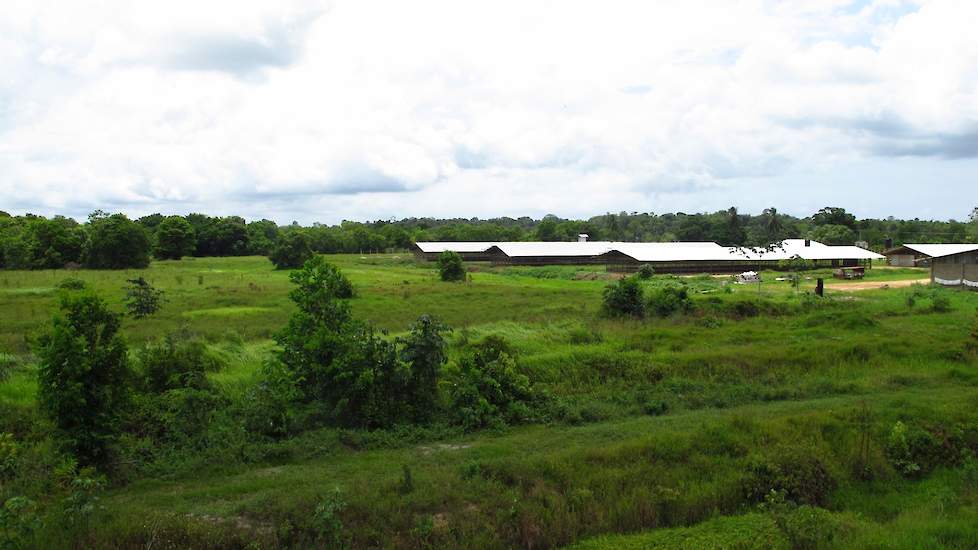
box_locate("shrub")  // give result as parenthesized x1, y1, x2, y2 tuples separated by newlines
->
(968, 311, 978, 356)
(57, 277, 87, 291)
(0, 354, 14, 383)
(138, 333, 223, 393)
(0, 433, 17, 479)
(269, 231, 314, 270)
(397, 315, 450, 421)
(312, 489, 347, 548)
(646, 285, 692, 318)
(636, 264, 655, 279)
(602, 277, 645, 318)
(241, 360, 301, 438)
(930, 291, 952, 313)
(449, 339, 536, 430)
(743, 446, 835, 506)
(885, 421, 943, 478)
(276, 258, 439, 428)
(123, 277, 165, 319)
(0, 496, 39, 549)
(437, 251, 466, 282)
(35, 292, 132, 467)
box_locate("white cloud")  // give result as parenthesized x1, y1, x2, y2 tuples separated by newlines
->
(1, 0, 976, 223)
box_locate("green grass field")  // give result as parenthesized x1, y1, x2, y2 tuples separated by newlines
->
(3, 255, 978, 548)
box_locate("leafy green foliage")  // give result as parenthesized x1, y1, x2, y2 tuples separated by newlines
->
(602, 277, 645, 318)
(154, 216, 196, 260)
(437, 250, 465, 282)
(35, 292, 132, 467)
(275, 257, 448, 428)
(0, 496, 39, 549)
(636, 264, 655, 279)
(269, 231, 314, 269)
(0, 433, 17, 479)
(122, 277, 165, 319)
(84, 212, 151, 269)
(743, 446, 835, 506)
(312, 489, 347, 548)
(397, 315, 449, 421)
(56, 277, 87, 291)
(138, 333, 222, 393)
(449, 337, 536, 430)
(646, 285, 693, 317)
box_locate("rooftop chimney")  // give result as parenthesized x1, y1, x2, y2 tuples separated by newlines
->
(884, 238, 893, 250)
(804, 239, 811, 247)
(578, 234, 589, 243)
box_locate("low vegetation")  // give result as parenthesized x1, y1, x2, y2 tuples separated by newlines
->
(1, 253, 977, 548)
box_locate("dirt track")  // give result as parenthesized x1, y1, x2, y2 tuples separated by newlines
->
(823, 278, 930, 292)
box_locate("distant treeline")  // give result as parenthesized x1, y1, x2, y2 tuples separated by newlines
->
(1, 206, 976, 270)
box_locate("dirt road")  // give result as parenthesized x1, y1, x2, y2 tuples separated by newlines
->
(823, 278, 930, 291)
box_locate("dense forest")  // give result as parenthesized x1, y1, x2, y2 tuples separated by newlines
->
(1, 206, 976, 270)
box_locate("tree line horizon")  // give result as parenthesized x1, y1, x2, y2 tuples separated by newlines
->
(1, 206, 976, 270)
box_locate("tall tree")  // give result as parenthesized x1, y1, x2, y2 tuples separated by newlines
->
(84, 213, 151, 269)
(154, 215, 196, 260)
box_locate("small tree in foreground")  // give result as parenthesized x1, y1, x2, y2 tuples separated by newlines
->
(602, 276, 645, 318)
(438, 251, 465, 282)
(123, 277, 165, 318)
(35, 293, 132, 466)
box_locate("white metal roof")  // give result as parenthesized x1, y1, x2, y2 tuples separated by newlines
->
(487, 241, 620, 257)
(896, 244, 978, 259)
(415, 239, 883, 262)
(605, 242, 740, 262)
(414, 242, 495, 253)
(734, 240, 882, 261)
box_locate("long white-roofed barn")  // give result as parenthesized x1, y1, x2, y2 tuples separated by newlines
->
(412, 239, 884, 274)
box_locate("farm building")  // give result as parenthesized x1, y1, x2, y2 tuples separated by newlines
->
(883, 243, 978, 268)
(903, 245, 978, 288)
(411, 241, 497, 261)
(413, 239, 883, 273)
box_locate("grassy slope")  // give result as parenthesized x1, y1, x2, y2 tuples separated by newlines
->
(4, 255, 978, 548)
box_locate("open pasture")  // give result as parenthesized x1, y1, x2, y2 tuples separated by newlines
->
(3, 255, 978, 548)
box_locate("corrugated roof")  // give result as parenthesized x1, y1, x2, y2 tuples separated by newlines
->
(415, 239, 883, 262)
(896, 244, 978, 259)
(604, 242, 739, 262)
(487, 241, 620, 257)
(414, 242, 495, 253)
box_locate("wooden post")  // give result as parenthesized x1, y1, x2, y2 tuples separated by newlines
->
(816, 278, 824, 297)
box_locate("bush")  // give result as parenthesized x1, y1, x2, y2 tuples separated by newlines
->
(646, 285, 692, 318)
(397, 315, 450, 421)
(449, 338, 537, 430)
(35, 292, 132, 467)
(885, 421, 944, 478)
(602, 277, 645, 318)
(123, 277, 166, 319)
(636, 264, 655, 279)
(57, 278, 87, 291)
(276, 258, 446, 429)
(437, 251, 466, 282)
(743, 446, 835, 506)
(240, 360, 301, 438)
(138, 333, 223, 393)
(931, 291, 952, 313)
(0, 433, 17, 479)
(269, 231, 313, 270)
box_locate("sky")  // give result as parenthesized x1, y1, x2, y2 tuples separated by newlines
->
(1, 0, 977, 224)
